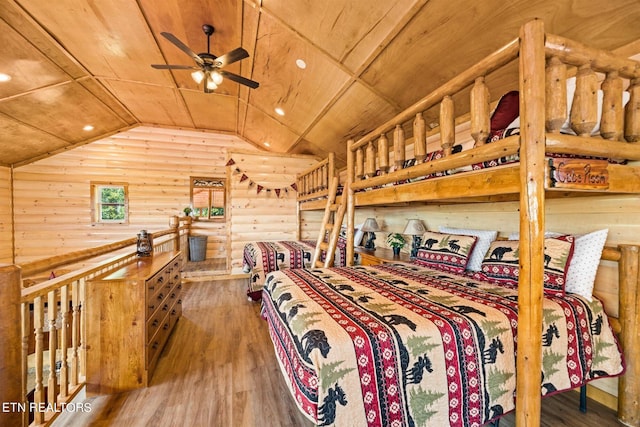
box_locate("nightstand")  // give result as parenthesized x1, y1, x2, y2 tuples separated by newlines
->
(354, 247, 412, 266)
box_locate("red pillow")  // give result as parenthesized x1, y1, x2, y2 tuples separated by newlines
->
(490, 91, 519, 132)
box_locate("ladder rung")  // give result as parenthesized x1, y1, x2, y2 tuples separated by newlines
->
(318, 242, 329, 251)
(314, 261, 324, 268)
(325, 223, 335, 231)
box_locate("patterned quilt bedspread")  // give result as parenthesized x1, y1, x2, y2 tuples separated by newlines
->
(243, 240, 347, 300)
(260, 262, 624, 427)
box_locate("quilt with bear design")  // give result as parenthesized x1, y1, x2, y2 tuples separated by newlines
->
(260, 262, 623, 427)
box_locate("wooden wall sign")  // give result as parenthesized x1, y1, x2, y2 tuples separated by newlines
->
(547, 158, 609, 189)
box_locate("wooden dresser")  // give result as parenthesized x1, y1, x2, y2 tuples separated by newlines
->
(86, 251, 183, 394)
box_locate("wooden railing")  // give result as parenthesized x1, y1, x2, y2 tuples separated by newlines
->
(296, 152, 336, 202)
(347, 34, 640, 193)
(0, 216, 191, 427)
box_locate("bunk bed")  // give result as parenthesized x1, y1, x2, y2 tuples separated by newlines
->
(243, 153, 347, 300)
(260, 20, 640, 426)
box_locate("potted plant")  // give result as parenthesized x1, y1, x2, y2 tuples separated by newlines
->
(386, 233, 406, 256)
(183, 206, 193, 217)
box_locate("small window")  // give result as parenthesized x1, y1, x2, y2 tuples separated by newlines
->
(91, 182, 129, 224)
(191, 177, 226, 221)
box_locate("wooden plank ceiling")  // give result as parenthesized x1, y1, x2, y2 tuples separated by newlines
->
(1, 0, 639, 168)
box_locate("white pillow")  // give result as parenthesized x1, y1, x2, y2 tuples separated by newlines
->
(507, 231, 563, 240)
(565, 229, 608, 301)
(438, 226, 498, 272)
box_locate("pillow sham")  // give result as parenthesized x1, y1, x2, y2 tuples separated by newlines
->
(480, 235, 575, 296)
(438, 226, 498, 272)
(414, 231, 478, 274)
(564, 229, 608, 301)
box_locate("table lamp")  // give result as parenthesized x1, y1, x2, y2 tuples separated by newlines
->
(403, 219, 426, 258)
(361, 218, 381, 250)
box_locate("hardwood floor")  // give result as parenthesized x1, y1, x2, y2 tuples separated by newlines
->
(61, 278, 623, 427)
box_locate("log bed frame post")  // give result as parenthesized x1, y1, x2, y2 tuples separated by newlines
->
(346, 139, 356, 267)
(619, 244, 640, 426)
(517, 19, 546, 426)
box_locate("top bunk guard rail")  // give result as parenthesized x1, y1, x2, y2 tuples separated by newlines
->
(296, 152, 336, 202)
(347, 29, 640, 200)
(345, 20, 640, 427)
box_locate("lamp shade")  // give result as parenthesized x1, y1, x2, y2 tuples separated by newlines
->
(361, 218, 381, 232)
(403, 219, 426, 235)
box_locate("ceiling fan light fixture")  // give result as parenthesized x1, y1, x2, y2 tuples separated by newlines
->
(191, 70, 205, 84)
(205, 73, 218, 92)
(211, 70, 223, 85)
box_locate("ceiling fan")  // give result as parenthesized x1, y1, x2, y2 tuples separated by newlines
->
(151, 24, 259, 93)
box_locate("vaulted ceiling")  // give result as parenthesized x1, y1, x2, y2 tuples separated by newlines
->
(1, 0, 639, 168)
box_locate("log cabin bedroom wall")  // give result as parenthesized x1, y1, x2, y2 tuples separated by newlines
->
(4, 126, 316, 275)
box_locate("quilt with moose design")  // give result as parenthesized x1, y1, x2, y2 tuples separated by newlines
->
(243, 240, 347, 300)
(260, 262, 624, 427)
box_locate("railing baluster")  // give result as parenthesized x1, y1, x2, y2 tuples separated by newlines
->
(21, 302, 30, 427)
(440, 96, 455, 155)
(413, 113, 427, 163)
(71, 281, 79, 387)
(625, 78, 640, 142)
(59, 285, 70, 399)
(47, 290, 58, 407)
(34, 295, 45, 424)
(545, 56, 567, 133)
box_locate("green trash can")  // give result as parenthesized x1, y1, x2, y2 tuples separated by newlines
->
(188, 236, 207, 262)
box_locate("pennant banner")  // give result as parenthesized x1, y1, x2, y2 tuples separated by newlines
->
(226, 157, 297, 197)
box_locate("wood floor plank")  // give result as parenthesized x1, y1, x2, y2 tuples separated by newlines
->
(61, 278, 622, 426)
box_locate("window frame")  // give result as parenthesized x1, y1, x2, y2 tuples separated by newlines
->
(91, 181, 129, 225)
(190, 176, 227, 222)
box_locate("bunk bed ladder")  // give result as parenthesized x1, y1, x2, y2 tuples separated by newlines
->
(312, 176, 346, 268)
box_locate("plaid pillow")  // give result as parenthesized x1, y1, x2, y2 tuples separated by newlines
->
(413, 231, 478, 274)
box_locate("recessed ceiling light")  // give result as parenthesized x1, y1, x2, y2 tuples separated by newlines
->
(263, 141, 271, 147)
(295, 59, 307, 69)
(275, 107, 285, 116)
(83, 125, 94, 131)
(0, 73, 11, 82)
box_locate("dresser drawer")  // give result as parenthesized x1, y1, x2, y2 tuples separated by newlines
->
(146, 303, 170, 343)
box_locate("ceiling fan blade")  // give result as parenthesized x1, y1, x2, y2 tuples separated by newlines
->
(160, 32, 204, 66)
(151, 64, 197, 70)
(215, 47, 249, 68)
(220, 70, 260, 89)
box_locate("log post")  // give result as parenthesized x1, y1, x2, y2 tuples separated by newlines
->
(625, 78, 640, 143)
(570, 64, 598, 136)
(346, 139, 355, 267)
(545, 56, 567, 133)
(440, 96, 455, 155)
(517, 19, 546, 427)
(355, 147, 364, 181)
(169, 215, 180, 251)
(413, 112, 427, 163)
(0, 265, 23, 427)
(600, 71, 624, 141)
(365, 141, 376, 178)
(393, 125, 405, 168)
(618, 244, 640, 426)
(377, 134, 389, 174)
(471, 76, 490, 146)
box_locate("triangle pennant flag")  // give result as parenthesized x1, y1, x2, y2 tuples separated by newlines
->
(226, 158, 236, 166)
(240, 174, 248, 182)
(290, 183, 298, 192)
(256, 185, 264, 194)
(275, 188, 281, 197)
